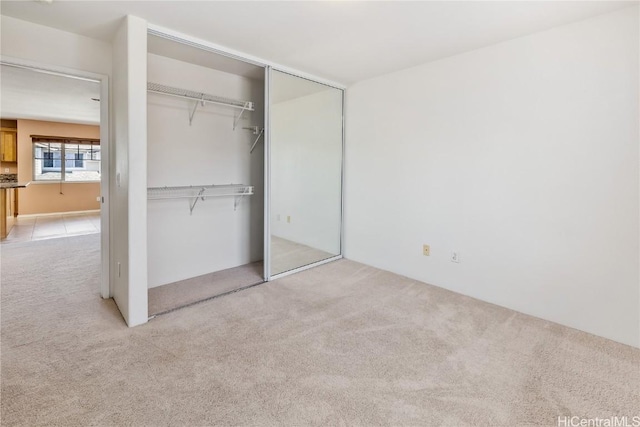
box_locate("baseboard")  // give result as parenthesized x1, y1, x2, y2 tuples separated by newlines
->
(18, 209, 100, 218)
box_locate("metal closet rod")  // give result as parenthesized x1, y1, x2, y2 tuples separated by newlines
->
(147, 82, 254, 111)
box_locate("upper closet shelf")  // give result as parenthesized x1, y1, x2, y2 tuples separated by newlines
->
(147, 82, 254, 127)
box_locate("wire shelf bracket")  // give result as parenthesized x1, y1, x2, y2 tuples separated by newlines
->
(148, 82, 254, 127)
(189, 187, 206, 214)
(232, 106, 249, 130)
(243, 126, 265, 153)
(148, 184, 254, 214)
(188, 95, 205, 126)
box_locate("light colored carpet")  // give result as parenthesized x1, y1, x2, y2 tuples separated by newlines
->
(2, 234, 639, 426)
(271, 235, 335, 275)
(148, 262, 264, 316)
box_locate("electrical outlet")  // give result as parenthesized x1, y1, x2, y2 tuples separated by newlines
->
(423, 244, 430, 256)
(4, 168, 8, 173)
(287, 215, 291, 223)
(451, 251, 460, 263)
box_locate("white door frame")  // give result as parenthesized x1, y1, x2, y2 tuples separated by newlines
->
(0, 55, 111, 298)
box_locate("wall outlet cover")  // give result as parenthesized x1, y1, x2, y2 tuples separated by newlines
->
(423, 244, 430, 256)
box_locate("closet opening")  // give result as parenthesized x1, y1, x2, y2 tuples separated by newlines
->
(146, 33, 266, 317)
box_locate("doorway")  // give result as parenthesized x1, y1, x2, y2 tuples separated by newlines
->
(0, 59, 110, 298)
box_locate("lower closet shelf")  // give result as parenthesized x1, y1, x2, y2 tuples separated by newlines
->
(147, 184, 254, 213)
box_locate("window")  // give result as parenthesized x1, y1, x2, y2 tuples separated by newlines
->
(32, 136, 100, 182)
(73, 153, 83, 168)
(43, 151, 54, 168)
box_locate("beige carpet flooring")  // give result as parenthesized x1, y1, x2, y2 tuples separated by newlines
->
(148, 262, 264, 316)
(2, 234, 639, 426)
(271, 235, 335, 275)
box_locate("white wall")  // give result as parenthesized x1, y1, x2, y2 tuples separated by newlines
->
(271, 89, 343, 254)
(112, 15, 148, 326)
(345, 7, 640, 347)
(146, 54, 264, 288)
(0, 15, 111, 76)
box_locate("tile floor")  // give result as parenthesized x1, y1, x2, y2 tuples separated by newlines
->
(2, 211, 100, 244)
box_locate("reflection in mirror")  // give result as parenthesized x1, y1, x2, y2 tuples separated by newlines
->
(270, 70, 343, 276)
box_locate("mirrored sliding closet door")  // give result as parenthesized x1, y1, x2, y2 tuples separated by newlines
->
(268, 69, 344, 277)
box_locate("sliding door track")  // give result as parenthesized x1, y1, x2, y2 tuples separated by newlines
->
(148, 280, 266, 320)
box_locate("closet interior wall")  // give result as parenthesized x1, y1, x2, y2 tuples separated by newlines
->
(146, 46, 264, 289)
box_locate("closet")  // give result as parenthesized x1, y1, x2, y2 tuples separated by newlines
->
(145, 29, 344, 317)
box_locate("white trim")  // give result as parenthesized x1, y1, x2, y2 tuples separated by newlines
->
(18, 209, 100, 218)
(341, 87, 346, 257)
(270, 255, 344, 281)
(99, 71, 110, 299)
(264, 66, 272, 281)
(147, 23, 347, 90)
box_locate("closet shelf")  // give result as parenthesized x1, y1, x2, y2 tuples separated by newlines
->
(147, 82, 254, 127)
(147, 184, 254, 214)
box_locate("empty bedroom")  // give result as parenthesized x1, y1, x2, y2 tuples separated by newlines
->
(0, 1, 638, 426)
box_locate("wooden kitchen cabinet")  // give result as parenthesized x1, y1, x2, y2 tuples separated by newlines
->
(1, 128, 17, 162)
(1, 183, 27, 239)
(1, 188, 16, 239)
